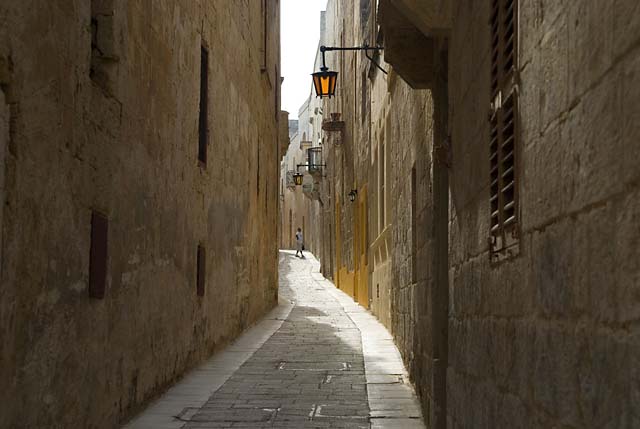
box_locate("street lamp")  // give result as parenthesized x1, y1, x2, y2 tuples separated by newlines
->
(312, 68, 338, 99)
(293, 161, 326, 186)
(311, 45, 385, 99)
(348, 189, 358, 202)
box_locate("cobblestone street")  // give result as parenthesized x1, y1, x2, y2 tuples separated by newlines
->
(125, 251, 425, 429)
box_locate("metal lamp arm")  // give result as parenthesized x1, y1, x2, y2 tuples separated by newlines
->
(296, 163, 326, 171)
(319, 45, 388, 75)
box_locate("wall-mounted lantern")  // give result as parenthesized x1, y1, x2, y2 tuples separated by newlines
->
(348, 189, 358, 202)
(312, 45, 386, 99)
(294, 159, 326, 186)
(312, 68, 338, 99)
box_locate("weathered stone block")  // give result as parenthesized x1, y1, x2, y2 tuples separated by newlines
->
(614, 190, 640, 321)
(564, 70, 625, 213)
(567, 1, 614, 100)
(576, 332, 631, 427)
(619, 50, 640, 186)
(530, 220, 580, 318)
(532, 325, 581, 425)
(539, 11, 569, 129)
(521, 122, 570, 230)
(612, 0, 640, 59)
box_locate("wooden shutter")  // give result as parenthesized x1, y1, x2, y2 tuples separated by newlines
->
(489, 0, 519, 261)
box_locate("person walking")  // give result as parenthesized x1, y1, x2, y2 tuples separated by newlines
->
(295, 227, 305, 258)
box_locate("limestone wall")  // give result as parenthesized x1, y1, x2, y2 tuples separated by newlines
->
(446, 1, 640, 427)
(317, 0, 436, 378)
(280, 130, 307, 250)
(0, 2, 280, 427)
(316, 0, 640, 427)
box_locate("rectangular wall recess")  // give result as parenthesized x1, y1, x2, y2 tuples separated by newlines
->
(89, 211, 108, 299)
(198, 45, 209, 165)
(196, 245, 206, 297)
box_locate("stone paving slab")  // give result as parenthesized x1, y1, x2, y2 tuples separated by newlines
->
(123, 251, 425, 428)
(122, 254, 295, 429)
(319, 265, 425, 429)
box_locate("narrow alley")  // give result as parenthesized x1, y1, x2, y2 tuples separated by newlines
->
(1, 1, 639, 428)
(125, 251, 424, 429)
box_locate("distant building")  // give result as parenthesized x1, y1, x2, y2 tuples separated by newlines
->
(280, 94, 324, 252)
(288, 119, 299, 140)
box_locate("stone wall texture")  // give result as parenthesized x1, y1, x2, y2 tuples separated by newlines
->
(303, 0, 640, 428)
(446, 1, 640, 427)
(314, 0, 440, 387)
(314, 0, 425, 367)
(0, 1, 281, 428)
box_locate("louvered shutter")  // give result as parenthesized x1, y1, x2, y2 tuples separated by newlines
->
(489, 0, 520, 261)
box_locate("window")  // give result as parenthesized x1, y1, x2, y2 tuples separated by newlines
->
(361, 70, 368, 124)
(198, 45, 209, 165)
(89, 211, 108, 299)
(260, 0, 268, 71)
(489, 0, 519, 261)
(265, 175, 268, 211)
(275, 66, 279, 120)
(196, 245, 206, 297)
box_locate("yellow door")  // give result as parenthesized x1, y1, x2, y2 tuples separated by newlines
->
(356, 186, 369, 308)
(335, 198, 341, 289)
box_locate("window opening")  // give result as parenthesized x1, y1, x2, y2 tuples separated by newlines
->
(489, 0, 520, 262)
(197, 245, 206, 297)
(89, 211, 108, 299)
(198, 45, 209, 165)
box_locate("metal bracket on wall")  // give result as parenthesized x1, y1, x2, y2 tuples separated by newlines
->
(320, 45, 388, 75)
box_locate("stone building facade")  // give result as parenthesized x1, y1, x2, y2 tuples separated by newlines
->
(302, 0, 640, 428)
(0, 1, 282, 428)
(280, 117, 306, 250)
(280, 88, 325, 256)
(440, 1, 640, 427)
(311, 0, 436, 343)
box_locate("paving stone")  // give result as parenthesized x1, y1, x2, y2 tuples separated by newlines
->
(124, 251, 425, 428)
